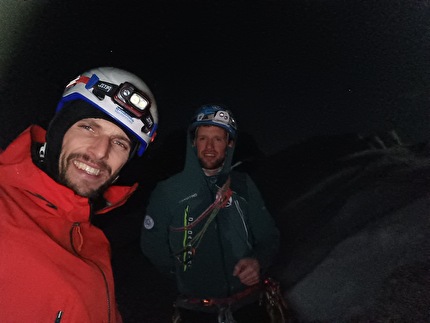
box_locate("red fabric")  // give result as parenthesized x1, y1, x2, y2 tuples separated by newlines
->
(0, 126, 136, 322)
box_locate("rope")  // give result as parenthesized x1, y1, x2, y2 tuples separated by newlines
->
(170, 177, 231, 232)
(170, 177, 232, 259)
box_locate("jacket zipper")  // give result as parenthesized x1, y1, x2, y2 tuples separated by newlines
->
(70, 222, 112, 323)
(234, 199, 252, 250)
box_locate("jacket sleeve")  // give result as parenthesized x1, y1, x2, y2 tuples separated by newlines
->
(140, 182, 175, 276)
(245, 175, 280, 272)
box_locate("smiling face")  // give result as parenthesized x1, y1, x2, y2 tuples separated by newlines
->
(57, 118, 132, 198)
(194, 125, 233, 170)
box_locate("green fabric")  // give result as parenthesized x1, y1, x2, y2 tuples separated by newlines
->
(141, 132, 280, 299)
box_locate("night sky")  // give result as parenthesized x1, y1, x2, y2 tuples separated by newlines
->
(1, 0, 430, 155)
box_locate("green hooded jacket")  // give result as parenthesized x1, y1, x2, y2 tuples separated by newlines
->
(141, 132, 280, 298)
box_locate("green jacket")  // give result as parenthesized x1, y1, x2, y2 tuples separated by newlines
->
(141, 133, 279, 298)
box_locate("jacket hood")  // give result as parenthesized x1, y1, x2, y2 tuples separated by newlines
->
(183, 129, 236, 188)
(0, 125, 137, 219)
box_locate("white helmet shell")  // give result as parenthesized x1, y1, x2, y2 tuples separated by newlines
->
(56, 67, 158, 157)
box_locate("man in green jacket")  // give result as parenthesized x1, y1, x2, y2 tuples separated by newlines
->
(141, 104, 280, 322)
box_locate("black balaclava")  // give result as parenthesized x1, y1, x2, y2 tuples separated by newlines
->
(41, 99, 137, 182)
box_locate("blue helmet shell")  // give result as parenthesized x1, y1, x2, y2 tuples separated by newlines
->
(189, 104, 237, 139)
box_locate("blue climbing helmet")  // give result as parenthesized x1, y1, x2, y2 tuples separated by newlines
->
(189, 104, 237, 140)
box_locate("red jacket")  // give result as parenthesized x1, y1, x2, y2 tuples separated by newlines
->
(0, 126, 138, 323)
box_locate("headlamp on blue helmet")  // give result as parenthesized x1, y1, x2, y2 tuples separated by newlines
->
(189, 104, 237, 140)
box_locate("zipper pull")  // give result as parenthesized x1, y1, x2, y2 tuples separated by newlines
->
(39, 142, 47, 159)
(55, 310, 63, 323)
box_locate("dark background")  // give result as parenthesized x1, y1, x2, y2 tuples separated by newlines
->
(1, 0, 430, 156)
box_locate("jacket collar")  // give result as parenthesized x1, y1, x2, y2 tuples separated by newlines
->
(0, 126, 137, 220)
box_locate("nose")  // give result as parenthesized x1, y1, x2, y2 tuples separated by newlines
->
(88, 136, 110, 160)
(205, 138, 214, 148)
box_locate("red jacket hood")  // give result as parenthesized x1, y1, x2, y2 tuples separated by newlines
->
(0, 125, 138, 220)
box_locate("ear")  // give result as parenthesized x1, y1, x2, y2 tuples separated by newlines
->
(228, 140, 235, 148)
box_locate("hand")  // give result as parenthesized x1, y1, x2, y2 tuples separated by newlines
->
(232, 258, 260, 286)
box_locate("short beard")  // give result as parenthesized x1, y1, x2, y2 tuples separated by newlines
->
(198, 156, 225, 170)
(58, 153, 116, 199)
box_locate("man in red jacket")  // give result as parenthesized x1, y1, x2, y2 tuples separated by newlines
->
(0, 67, 158, 322)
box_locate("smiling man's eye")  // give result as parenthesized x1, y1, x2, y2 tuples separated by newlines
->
(113, 139, 129, 150)
(78, 124, 93, 131)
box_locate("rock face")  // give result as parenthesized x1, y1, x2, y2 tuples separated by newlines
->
(270, 144, 430, 322)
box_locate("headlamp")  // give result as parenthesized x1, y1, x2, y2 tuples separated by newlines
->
(113, 82, 150, 118)
(197, 110, 236, 128)
(71, 75, 156, 135)
(93, 80, 151, 119)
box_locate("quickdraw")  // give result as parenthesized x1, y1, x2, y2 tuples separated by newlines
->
(262, 277, 293, 323)
(170, 177, 232, 266)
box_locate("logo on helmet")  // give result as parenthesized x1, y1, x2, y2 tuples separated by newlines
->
(115, 106, 134, 124)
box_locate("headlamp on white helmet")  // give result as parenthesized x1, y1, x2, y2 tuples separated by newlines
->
(57, 67, 159, 157)
(189, 104, 237, 140)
